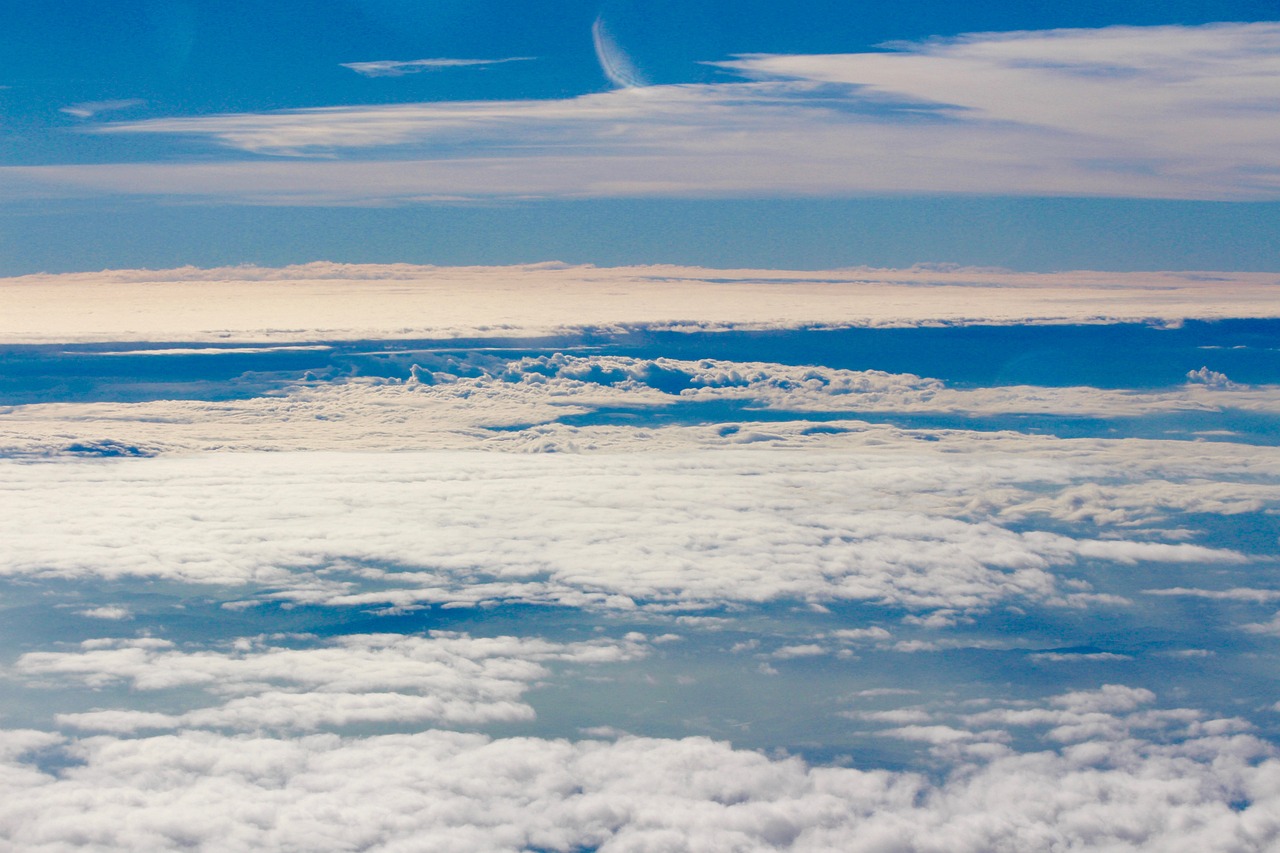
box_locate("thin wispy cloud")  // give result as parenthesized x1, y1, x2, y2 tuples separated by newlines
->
(59, 99, 145, 119)
(9, 22, 1274, 203)
(341, 57, 534, 78)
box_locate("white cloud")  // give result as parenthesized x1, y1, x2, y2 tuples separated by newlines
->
(59, 99, 144, 119)
(75, 606, 132, 620)
(3, 263, 1278, 345)
(9, 23, 1280, 202)
(1028, 652, 1133, 663)
(341, 57, 534, 77)
(6, 352, 1280, 461)
(769, 644, 826, 660)
(1144, 587, 1280, 603)
(0, 717, 1273, 851)
(18, 631, 650, 732)
(0, 447, 1251, 614)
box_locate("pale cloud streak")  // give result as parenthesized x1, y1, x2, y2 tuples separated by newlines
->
(341, 57, 534, 77)
(59, 99, 145, 119)
(8, 22, 1278, 203)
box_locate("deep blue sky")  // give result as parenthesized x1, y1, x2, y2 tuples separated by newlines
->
(2, 0, 1278, 273)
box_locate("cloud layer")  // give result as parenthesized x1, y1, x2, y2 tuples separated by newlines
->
(0, 685, 1274, 852)
(0, 445, 1255, 613)
(3, 262, 1278, 344)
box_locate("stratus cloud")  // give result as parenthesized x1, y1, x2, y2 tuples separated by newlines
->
(18, 632, 650, 732)
(3, 263, 1279, 345)
(341, 57, 533, 77)
(8, 22, 1279, 202)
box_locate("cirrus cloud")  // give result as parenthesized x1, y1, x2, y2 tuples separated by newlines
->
(6, 23, 1279, 203)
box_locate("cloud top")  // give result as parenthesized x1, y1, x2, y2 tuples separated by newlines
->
(2, 263, 1277, 344)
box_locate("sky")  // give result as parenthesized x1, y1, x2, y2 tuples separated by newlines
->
(2, 0, 1280, 273)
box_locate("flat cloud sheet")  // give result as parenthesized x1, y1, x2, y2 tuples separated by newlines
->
(2, 264, 1280, 851)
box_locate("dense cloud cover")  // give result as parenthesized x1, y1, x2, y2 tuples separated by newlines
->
(0, 448, 1254, 612)
(3, 263, 1279, 344)
(0, 692, 1274, 852)
(3, 268, 1280, 849)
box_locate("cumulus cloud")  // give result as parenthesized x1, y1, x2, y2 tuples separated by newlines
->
(6, 352, 1280, 461)
(1187, 366, 1241, 389)
(17, 631, 650, 732)
(8, 23, 1279, 202)
(0, 693, 1273, 851)
(341, 57, 534, 77)
(75, 606, 132, 620)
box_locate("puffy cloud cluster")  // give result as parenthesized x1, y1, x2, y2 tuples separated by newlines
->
(0, 685, 1274, 851)
(5, 353, 1279, 458)
(16, 632, 650, 733)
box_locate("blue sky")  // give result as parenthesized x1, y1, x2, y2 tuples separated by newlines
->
(2, 0, 1279, 273)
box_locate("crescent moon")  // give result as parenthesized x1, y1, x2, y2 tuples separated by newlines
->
(592, 16, 647, 89)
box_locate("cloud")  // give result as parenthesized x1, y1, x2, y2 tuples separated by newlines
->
(0, 442, 1254, 616)
(75, 606, 132, 620)
(341, 57, 534, 77)
(1187, 366, 1241, 389)
(0, 693, 1274, 851)
(1143, 587, 1280, 603)
(59, 99, 145, 119)
(9, 23, 1279, 202)
(1028, 651, 1133, 663)
(4, 263, 1280, 345)
(18, 631, 650, 732)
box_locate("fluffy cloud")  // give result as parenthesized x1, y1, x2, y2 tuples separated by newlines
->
(8, 23, 1279, 203)
(16, 632, 650, 732)
(0, 692, 1273, 851)
(5, 352, 1280, 459)
(0, 449, 1248, 614)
